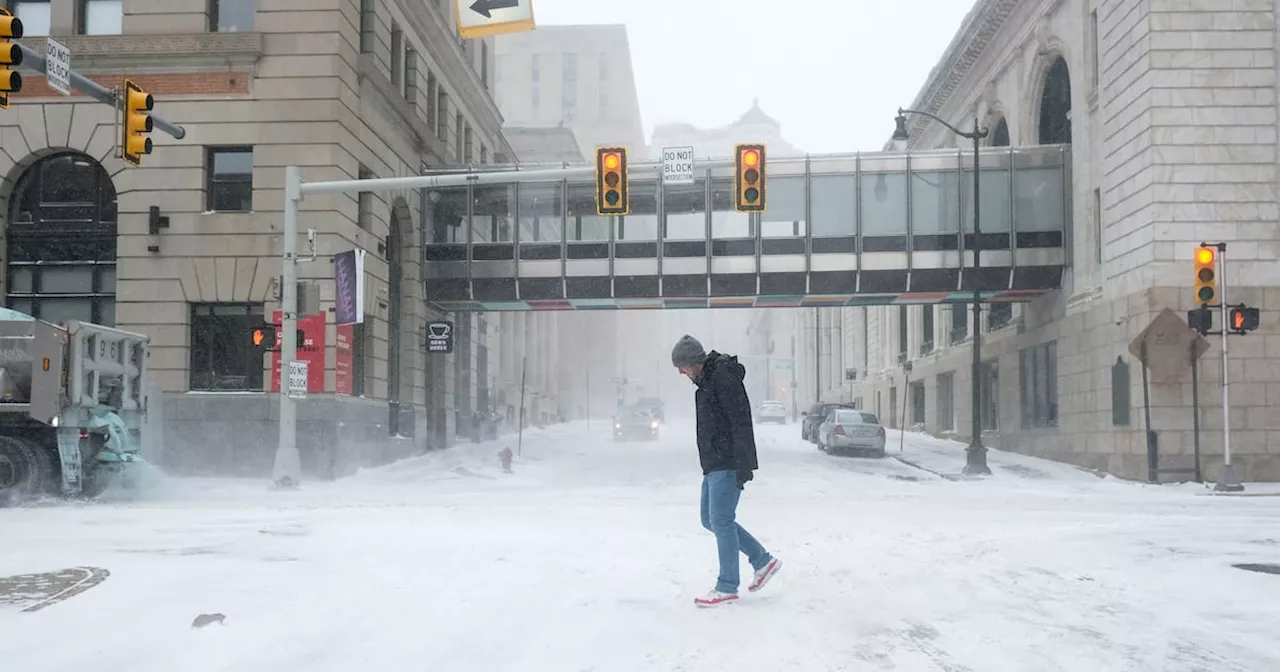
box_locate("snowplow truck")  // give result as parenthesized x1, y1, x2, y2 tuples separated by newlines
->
(0, 308, 151, 505)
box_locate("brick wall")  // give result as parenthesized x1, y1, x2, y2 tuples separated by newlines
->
(10, 72, 250, 99)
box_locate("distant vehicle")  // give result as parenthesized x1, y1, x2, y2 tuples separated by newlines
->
(614, 407, 659, 442)
(635, 397, 664, 423)
(801, 402, 856, 443)
(756, 400, 787, 424)
(816, 408, 886, 458)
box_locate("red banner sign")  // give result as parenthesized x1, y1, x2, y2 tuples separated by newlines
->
(269, 311, 327, 393)
(335, 324, 354, 395)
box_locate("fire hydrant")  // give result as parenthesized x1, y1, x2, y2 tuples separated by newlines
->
(498, 447, 513, 474)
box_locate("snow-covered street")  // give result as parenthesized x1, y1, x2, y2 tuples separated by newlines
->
(3, 421, 1280, 671)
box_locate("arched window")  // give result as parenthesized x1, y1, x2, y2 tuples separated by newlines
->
(1038, 57, 1072, 144)
(6, 152, 117, 325)
(990, 117, 1010, 147)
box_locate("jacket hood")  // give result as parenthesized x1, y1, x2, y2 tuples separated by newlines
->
(695, 351, 745, 387)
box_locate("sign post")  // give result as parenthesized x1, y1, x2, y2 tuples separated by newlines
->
(1128, 308, 1210, 483)
(661, 146, 694, 186)
(43, 37, 70, 96)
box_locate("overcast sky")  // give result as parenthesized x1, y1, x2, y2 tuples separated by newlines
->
(532, 0, 977, 153)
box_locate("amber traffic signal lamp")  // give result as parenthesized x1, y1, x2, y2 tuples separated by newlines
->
(595, 147, 628, 216)
(122, 78, 153, 166)
(1193, 246, 1216, 305)
(0, 9, 23, 110)
(734, 143, 766, 212)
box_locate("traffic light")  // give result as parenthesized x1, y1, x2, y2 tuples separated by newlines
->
(122, 78, 153, 167)
(734, 143, 766, 212)
(1228, 307, 1259, 334)
(1193, 246, 1217, 306)
(0, 9, 22, 110)
(595, 147, 628, 215)
(1187, 307, 1212, 335)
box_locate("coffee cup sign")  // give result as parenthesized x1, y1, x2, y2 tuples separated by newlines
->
(426, 321, 454, 353)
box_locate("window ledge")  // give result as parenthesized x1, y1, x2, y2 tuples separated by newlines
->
(21, 32, 264, 71)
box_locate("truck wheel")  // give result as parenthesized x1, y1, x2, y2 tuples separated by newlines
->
(0, 436, 55, 506)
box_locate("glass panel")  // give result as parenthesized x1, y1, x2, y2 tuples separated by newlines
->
(565, 183, 609, 241)
(39, 266, 94, 294)
(860, 172, 907, 235)
(84, 0, 123, 34)
(428, 187, 468, 243)
(471, 184, 514, 243)
(811, 174, 855, 237)
(911, 171, 960, 234)
(8, 267, 33, 293)
(98, 298, 115, 327)
(14, 1, 50, 36)
(961, 169, 1012, 233)
(517, 182, 562, 242)
(616, 180, 657, 241)
(210, 181, 251, 212)
(39, 298, 93, 325)
(760, 176, 805, 238)
(41, 154, 100, 204)
(711, 178, 749, 238)
(1014, 167, 1063, 232)
(212, 149, 252, 176)
(215, 0, 255, 31)
(662, 179, 705, 241)
(7, 298, 32, 315)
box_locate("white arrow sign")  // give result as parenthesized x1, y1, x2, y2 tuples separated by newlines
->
(457, 0, 536, 40)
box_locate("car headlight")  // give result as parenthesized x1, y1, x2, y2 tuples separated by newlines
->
(650, 421, 658, 429)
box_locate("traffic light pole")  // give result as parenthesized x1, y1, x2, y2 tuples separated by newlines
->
(14, 42, 185, 139)
(1210, 242, 1243, 492)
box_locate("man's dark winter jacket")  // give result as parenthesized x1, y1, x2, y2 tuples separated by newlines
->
(693, 351, 759, 479)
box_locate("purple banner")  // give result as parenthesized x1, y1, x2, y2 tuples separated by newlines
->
(334, 249, 364, 326)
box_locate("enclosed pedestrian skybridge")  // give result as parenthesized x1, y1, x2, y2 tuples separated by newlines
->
(422, 145, 1069, 311)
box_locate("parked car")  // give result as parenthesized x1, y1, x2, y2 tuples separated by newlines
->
(614, 407, 660, 442)
(757, 400, 787, 424)
(816, 408, 886, 458)
(801, 402, 856, 443)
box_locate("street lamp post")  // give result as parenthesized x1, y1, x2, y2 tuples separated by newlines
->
(893, 107, 992, 476)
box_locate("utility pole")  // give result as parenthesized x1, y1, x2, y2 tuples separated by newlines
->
(271, 166, 302, 487)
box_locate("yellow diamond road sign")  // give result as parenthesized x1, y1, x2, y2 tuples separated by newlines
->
(457, 0, 535, 40)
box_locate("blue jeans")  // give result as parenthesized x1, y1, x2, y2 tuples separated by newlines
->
(700, 469, 771, 594)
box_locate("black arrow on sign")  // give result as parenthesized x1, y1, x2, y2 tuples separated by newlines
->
(469, 0, 519, 18)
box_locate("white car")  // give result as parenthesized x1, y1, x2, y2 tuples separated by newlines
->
(757, 400, 787, 424)
(816, 409, 886, 458)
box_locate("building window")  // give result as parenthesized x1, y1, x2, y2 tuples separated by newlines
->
(480, 145, 488, 164)
(1019, 341, 1058, 429)
(1038, 57, 1072, 144)
(1093, 187, 1102, 264)
(436, 91, 449, 140)
(950, 303, 968, 344)
(206, 147, 253, 212)
(358, 0, 375, 53)
(455, 112, 464, 163)
(404, 47, 417, 102)
(988, 302, 1013, 331)
(426, 73, 437, 128)
(920, 306, 934, 355)
(480, 41, 489, 90)
(357, 165, 374, 231)
(599, 90, 608, 118)
(79, 0, 121, 35)
(210, 0, 254, 32)
(390, 23, 403, 91)
(464, 126, 473, 164)
(1089, 10, 1099, 91)
(189, 303, 265, 391)
(980, 361, 999, 431)
(937, 371, 955, 431)
(531, 55, 540, 109)
(10, 0, 50, 36)
(1111, 356, 1131, 426)
(562, 52, 578, 120)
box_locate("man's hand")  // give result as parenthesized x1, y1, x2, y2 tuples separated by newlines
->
(736, 469, 753, 490)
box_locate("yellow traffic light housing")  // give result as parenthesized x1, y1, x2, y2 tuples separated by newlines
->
(595, 146, 628, 216)
(1193, 246, 1216, 305)
(734, 143, 766, 212)
(122, 78, 153, 166)
(0, 9, 23, 110)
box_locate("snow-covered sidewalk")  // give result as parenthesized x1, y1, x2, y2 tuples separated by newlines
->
(886, 429, 1105, 483)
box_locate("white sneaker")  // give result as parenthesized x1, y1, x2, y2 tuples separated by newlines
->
(693, 590, 739, 608)
(748, 557, 781, 593)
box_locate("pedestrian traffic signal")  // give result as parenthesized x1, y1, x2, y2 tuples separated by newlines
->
(1193, 246, 1216, 305)
(734, 143, 766, 212)
(1228, 307, 1259, 334)
(252, 325, 278, 352)
(122, 78, 153, 167)
(0, 9, 22, 110)
(1187, 307, 1212, 335)
(595, 147, 629, 216)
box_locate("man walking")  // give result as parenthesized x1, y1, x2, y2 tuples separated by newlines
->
(671, 334, 781, 608)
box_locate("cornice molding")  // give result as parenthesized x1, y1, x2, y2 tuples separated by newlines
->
(18, 32, 263, 71)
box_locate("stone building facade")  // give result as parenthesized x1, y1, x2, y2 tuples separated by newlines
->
(0, 0, 562, 477)
(839, 0, 1280, 481)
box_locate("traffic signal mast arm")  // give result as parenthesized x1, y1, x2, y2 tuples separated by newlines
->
(10, 41, 184, 139)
